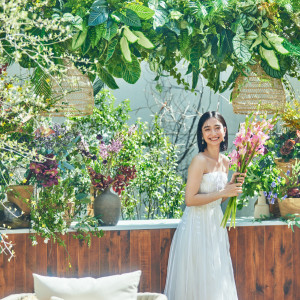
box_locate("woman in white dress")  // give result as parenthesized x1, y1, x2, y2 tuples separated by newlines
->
(164, 111, 246, 300)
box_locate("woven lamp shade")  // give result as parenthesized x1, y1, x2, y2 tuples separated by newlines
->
(231, 64, 286, 114)
(46, 62, 94, 117)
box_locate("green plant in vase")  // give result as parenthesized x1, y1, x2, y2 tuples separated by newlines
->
(238, 152, 286, 216)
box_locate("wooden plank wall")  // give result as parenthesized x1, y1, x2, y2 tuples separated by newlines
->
(0, 226, 299, 300)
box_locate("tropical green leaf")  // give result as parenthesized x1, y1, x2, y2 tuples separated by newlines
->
(114, 9, 141, 27)
(104, 22, 118, 41)
(250, 35, 262, 50)
(232, 36, 251, 63)
(133, 31, 155, 49)
(120, 36, 132, 62)
(153, 7, 169, 29)
(127, 4, 155, 20)
(192, 69, 200, 89)
(282, 40, 300, 56)
(265, 32, 289, 55)
(98, 67, 119, 89)
(72, 30, 88, 50)
(246, 31, 258, 40)
(190, 43, 201, 69)
(261, 60, 286, 78)
(123, 26, 139, 43)
(95, 23, 106, 41)
(170, 10, 183, 20)
(259, 46, 280, 70)
(81, 35, 91, 54)
(88, 0, 108, 26)
(121, 55, 141, 84)
(105, 38, 118, 62)
(92, 76, 104, 96)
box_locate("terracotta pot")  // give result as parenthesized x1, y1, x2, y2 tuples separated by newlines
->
(278, 198, 300, 219)
(94, 188, 121, 226)
(6, 185, 34, 215)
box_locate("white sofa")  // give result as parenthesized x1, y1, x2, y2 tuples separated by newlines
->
(2, 272, 167, 300)
(2, 293, 167, 300)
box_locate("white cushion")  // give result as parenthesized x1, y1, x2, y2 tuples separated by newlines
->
(33, 271, 141, 300)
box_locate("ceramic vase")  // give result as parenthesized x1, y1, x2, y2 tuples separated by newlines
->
(93, 188, 121, 226)
(254, 191, 270, 218)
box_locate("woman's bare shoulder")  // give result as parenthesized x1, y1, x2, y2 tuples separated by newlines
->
(189, 153, 207, 170)
(221, 154, 230, 170)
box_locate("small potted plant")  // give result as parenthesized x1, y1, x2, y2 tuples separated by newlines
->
(278, 160, 300, 219)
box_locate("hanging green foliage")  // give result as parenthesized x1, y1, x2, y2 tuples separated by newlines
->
(1, 0, 299, 93)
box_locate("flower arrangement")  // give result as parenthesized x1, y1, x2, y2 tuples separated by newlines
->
(86, 128, 137, 196)
(239, 152, 286, 208)
(221, 114, 277, 228)
(267, 99, 300, 162)
(282, 160, 300, 199)
(28, 154, 60, 188)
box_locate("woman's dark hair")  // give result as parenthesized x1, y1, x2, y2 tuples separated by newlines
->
(197, 111, 228, 152)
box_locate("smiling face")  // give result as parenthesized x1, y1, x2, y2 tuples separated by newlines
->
(202, 117, 226, 147)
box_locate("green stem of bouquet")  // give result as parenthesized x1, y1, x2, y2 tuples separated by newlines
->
(221, 141, 259, 229)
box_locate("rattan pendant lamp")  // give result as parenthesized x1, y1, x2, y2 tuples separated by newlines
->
(231, 63, 286, 114)
(46, 61, 94, 117)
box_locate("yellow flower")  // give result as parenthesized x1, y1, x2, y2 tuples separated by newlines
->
(46, 78, 50, 83)
(9, 173, 13, 177)
(58, 135, 62, 138)
(22, 179, 27, 183)
(6, 84, 13, 89)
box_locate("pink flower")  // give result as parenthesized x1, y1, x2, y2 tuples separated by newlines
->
(99, 142, 108, 159)
(108, 138, 123, 153)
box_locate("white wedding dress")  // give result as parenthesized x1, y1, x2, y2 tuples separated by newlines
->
(164, 172, 238, 300)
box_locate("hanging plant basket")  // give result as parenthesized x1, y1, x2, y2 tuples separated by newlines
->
(231, 64, 286, 115)
(45, 61, 94, 117)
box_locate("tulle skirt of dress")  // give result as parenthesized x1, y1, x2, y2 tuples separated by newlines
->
(164, 203, 238, 300)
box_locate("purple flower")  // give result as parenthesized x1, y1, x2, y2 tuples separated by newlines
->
(277, 176, 281, 182)
(96, 134, 103, 140)
(282, 194, 287, 200)
(271, 181, 276, 188)
(270, 198, 275, 204)
(263, 191, 267, 197)
(102, 160, 108, 165)
(286, 170, 290, 176)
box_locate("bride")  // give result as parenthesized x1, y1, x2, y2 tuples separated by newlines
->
(164, 111, 246, 300)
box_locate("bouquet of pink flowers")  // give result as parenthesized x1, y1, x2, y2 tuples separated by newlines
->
(221, 114, 277, 228)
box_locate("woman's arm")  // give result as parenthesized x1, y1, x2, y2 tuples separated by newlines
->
(185, 156, 243, 207)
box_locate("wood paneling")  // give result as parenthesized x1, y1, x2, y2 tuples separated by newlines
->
(0, 226, 300, 300)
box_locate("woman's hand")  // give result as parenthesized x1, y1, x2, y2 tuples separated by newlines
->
(229, 172, 246, 185)
(222, 182, 243, 198)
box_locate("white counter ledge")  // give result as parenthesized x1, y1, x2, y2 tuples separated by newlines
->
(0, 217, 288, 234)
